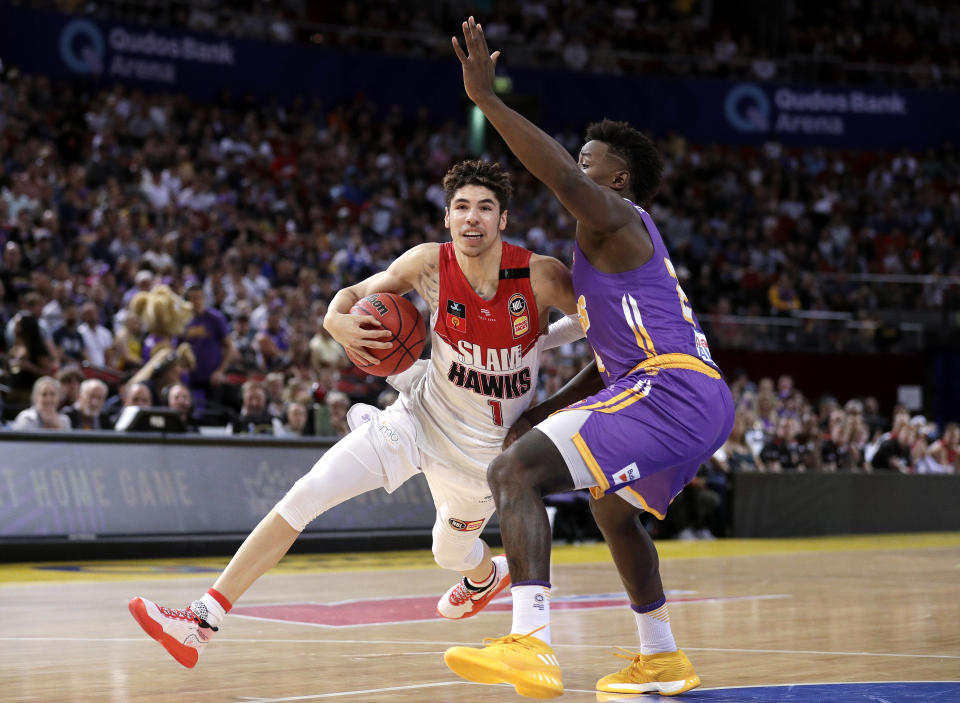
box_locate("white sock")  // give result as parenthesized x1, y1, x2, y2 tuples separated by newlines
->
(633, 601, 677, 655)
(511, 583, 551, 644)
(197, 592, 227, 629)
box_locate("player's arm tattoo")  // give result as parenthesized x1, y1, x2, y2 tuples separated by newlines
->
(417, 260, 440, 312)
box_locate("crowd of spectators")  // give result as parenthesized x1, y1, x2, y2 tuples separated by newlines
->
(0, 66, 957, 450)
(20, 0, 960, 86)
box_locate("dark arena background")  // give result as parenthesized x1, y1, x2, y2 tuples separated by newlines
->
(0, 1, 957, 701)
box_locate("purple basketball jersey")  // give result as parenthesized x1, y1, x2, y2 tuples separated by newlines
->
(560, 200, 733, 516)
(572, 200, 718, 384)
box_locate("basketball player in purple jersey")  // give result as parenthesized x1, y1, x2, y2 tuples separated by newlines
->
(445, 17, 735, 699)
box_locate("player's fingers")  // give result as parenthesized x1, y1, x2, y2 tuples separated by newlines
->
(353, 312, 384, 328)
(491, 50, 500, 68)
(452, 35, 467, 61)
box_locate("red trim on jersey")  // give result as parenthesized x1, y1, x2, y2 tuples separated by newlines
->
(434, 241, 540, 357)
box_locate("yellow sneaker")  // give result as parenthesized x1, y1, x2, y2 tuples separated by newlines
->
(596, 649, 700, 696)
(444, 630, 563, 699)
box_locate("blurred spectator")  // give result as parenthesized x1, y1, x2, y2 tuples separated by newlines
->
(717, 410, 765, 473)
(112, 312, 144, 372)
(231, 380, 276, 434)
(52, 302, 86, 365)
(919, 423, 959, 474)
(6, 314, 56, 406)
(226, 309, 259, 373)
(165, 382, 199, 433)
(274, 400, 309, 437)
(78, 302, 114, 368)
(11, 376, 70, 430)
(870, 424, 917, 472)
(254, 302, 291, 371)
(56, 365, 84, 409)
(65, 378, 113, 430)
(106, 381, 155, 430)
(325, 390, 351, 437)
(181, 283, 233, 411)
(760, 416, 802, 471)
(309, 314, 349, 373)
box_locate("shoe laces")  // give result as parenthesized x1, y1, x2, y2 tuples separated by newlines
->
(158, 605, 202, 624)
(448, 580, 476, 606)
(611, 647, 645, 674)
(482, 625, 549, 650)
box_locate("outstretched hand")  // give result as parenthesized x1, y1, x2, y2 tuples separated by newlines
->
(451, 16, 500, 105)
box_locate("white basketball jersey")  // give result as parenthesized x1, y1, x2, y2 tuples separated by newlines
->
(405, 241, 543, 478)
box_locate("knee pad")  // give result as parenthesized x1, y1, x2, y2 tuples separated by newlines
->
(431, 520, 485, 572)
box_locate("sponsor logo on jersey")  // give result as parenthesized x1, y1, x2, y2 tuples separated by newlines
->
(694, 330, 714, 363)
(612, 462, 641, 486)
(446, 299, 466, 333)
(508, 293, 529, 338)
(447, 362, 532, 400)
(448, 517, 484, 531)
(457, 341, 523, 371)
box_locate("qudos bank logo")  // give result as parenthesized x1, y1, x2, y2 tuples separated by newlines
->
(59, 18, 105, 75)
(724, 83, 770, 133)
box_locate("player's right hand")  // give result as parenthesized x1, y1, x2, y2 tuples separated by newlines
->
(325, 311, 393, 365)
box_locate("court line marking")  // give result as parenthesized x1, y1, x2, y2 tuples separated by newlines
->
(228, 593, 792, 629)
(2, 636, 957, 660)
(231, 680, 960, 703)
(234, 682, 598, 702)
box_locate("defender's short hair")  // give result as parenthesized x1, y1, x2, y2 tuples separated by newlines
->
(585, 119, 663, 207)
(442, 160, 513, 212)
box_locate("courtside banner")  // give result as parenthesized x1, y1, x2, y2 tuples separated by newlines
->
(0, 434, 436, 539)
(1, 5, 957, 149)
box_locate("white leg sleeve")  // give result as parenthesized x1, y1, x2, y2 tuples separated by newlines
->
(277, 400, 423, 531)
(275, 427, 393, 532)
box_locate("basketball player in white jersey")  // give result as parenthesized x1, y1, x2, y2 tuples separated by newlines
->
(127, 159, 584, 668)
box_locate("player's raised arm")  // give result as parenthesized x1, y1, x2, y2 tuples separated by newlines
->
(324, 243, 436, 364)
(452, 17, 633, 236)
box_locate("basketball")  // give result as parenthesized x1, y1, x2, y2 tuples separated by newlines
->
(345, 292, 427, 377)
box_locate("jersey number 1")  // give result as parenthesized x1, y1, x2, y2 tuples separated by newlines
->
(488, 399, 503, 426)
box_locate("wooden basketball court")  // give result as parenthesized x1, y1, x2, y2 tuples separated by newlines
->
(2, 533, 958, 702)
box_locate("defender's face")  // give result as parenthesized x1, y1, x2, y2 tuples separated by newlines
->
(578, 140, 626, 189)
(444, 185, 507, 258)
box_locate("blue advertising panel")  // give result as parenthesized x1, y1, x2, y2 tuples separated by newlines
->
(1, 4, 958, 149)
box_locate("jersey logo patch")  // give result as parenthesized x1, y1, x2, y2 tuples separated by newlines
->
(612, 462, 641, 486)
(694, 330, 714, 363)
(448, 518, 484, 531)
(447, 299, 467, 333)
(508, 293, 529, 338)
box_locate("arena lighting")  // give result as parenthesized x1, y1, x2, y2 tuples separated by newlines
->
(469, 105, 486, 155)
(493, 75, 513, 93)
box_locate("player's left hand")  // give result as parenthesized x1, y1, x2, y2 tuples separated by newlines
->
(503, 413, 534, 450)
(452, 16, 499, 105)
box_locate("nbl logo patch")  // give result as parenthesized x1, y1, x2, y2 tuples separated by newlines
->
(448, 517, 484, 531)
(446, 299, 466, 333)
(508, 293, 529, 338)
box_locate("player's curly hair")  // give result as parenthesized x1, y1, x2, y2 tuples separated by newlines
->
(585, 119, 662, 207)
(442, 159, 513, 213)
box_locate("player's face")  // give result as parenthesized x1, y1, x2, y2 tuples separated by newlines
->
(578, 140, 628, 190)
(444, 185, 507, 258)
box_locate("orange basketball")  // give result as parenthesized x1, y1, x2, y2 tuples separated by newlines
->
(345, 292, 426, 377)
